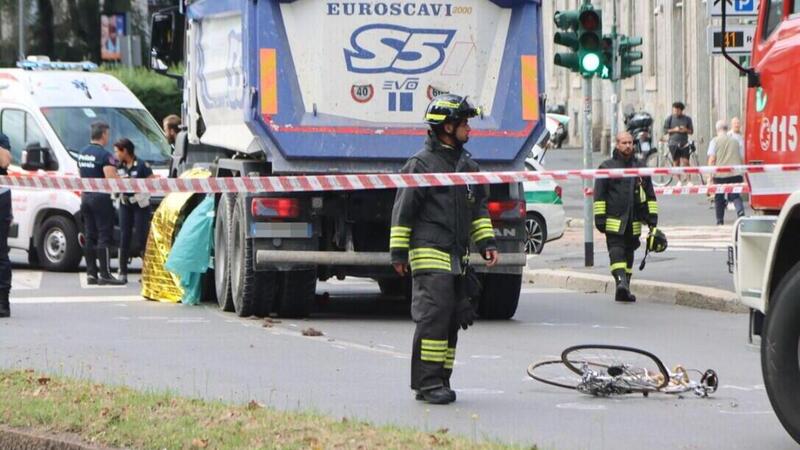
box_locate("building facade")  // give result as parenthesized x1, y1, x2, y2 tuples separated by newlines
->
(543, 0, 751, 153)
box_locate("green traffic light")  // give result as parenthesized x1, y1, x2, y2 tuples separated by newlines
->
(581, 53, 601, 72)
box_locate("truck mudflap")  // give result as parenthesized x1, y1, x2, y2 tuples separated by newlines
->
(255, 250, 526, 267)
(732, 216, 777, 312)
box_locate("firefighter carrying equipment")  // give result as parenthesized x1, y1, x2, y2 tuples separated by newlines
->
(141, 168, 211, 303)
(592, 150, 658, 236)
(646, 227, 668, 253)
(389, 135, 497, 274)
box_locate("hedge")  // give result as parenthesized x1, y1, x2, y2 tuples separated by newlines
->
(99, 65, 182, 124)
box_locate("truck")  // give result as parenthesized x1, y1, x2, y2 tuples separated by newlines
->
(149, 0, 546, 319)
(725, 1, 800, 444)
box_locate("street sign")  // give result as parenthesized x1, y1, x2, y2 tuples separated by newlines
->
(708, 0, 760, 17)
(707, 25, 755, 55)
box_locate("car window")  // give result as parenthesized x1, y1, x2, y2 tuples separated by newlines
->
(763, 0, 785, 39)
(0, 109, 51, 165)
(794, 0, 800, 14)
(0, 109, 25, 163)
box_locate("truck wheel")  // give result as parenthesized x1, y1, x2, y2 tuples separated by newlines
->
(230, 195, 260, 317)
(275, 269, 317, 318)
(214, 195, 234, 312)
(762, 261, 800, 445)
(36, 215, 82, 272)
(477, 273, 522, 320)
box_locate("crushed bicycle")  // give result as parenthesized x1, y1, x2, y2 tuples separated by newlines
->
(527, 344, 718, 398)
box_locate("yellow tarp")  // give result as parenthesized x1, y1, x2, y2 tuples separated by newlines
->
(140, 168, 211, 303)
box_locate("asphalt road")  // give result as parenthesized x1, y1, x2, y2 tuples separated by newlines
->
(0, 278, 793, 449)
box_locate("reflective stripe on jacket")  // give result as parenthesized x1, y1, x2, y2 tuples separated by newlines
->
(593, 150, 658, 235)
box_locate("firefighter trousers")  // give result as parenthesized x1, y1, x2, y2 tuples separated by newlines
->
(606, 223, 641, 277)
(410, 272, 460, 391)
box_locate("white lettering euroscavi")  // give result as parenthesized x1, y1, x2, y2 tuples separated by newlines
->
(327, 2, 455, 16)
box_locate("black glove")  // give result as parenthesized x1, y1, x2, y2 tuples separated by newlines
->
(456, 297, 477, 330)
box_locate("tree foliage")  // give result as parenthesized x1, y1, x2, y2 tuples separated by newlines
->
(99, 65, 182, 123)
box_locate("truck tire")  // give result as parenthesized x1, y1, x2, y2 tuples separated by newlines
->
(36, 215, 82, 272)
(762, 261, 800, 445)
(214, 195, 234, 312)
(275, 269, 317, 318)
(230, 195, 259, 317)
(477, 273, 522, 320)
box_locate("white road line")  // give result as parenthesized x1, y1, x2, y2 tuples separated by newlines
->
(11, 295, 144, 304)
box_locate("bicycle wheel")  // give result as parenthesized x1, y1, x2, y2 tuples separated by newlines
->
(527, 360, 580, 390)
(645, 149, 673, 187)
(561, 345, 670, 392)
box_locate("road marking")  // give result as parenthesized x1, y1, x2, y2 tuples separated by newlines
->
(11, 295, 143, 304)
(529, 322, 628, 329)
(556, 402, 607, 411)
(470, 355, 502, 359)
(718, 410, 773, 415)
(454, 388, 504, 395)
(720, 384, 766, 392)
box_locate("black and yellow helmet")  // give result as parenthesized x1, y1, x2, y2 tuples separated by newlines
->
(424, 94, 480, 126)
(646, 228, 668, 253)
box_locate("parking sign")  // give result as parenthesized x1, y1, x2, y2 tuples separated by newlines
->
(707, 0, 760, 17)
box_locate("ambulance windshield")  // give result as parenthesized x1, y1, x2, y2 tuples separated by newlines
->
(41, 107, 172, 165)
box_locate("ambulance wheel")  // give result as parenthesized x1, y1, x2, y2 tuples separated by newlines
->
(275, 269, 317, 318)
(230, 195, 259, 317)
(37, 215, 82, 272)
(762, 261, 800, 445)
(214, 194, 234, 312)
(477, 273, 521, 320)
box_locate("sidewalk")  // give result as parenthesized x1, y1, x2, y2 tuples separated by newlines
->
(524, 221, 747, 313)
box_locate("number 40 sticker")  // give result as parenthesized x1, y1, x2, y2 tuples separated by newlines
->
(760, 115, 799, 152)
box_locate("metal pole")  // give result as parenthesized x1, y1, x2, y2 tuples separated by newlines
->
(610, 0, 619, 148)
(17, 0, 25, 60)
(583, 76, 594, 267)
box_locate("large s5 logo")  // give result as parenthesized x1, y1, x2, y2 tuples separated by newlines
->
(344, 24, 456, 74)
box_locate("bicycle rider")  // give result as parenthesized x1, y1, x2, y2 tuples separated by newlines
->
(662, 102, 694, 186)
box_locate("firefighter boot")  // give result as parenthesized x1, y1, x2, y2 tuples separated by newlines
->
(613, 269, 633, 303)
(117, 248, 128, 284)
(416, 381, 457, 402)
(625, 273, 637, 302)
(85, 247, 99, 285)
(419, 386, 455, 405)
(98, 248, 126, 286)
(0, 290, 9, 318)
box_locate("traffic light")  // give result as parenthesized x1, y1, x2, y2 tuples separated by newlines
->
(553, 4, 604, 78)
(599, 34, 614, 80)
(618, 35, 643, 79)
(577, 6, 603, 77)
(553, 9, 580, 72)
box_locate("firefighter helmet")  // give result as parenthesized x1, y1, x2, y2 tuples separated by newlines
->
(424, 94, 480, 126)
(646, 228, 668, 253)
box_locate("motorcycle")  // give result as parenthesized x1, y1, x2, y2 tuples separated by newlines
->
(623, 110, 654, 161)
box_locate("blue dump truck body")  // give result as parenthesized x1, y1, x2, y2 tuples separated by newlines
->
(158, 0, 546, 318)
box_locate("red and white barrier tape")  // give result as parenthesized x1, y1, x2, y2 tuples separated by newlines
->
(0, 164, 789, 194)
(583, 184, 750, 197)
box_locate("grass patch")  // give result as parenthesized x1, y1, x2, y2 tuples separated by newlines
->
(0, 369, 529, 449)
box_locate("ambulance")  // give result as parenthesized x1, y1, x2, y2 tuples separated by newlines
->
(0, 59, 172, 271)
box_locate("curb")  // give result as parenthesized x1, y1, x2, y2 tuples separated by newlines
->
(523, 268, 748, 313)
(0, 426, 120, 450)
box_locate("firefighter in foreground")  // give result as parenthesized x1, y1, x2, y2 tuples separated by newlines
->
(390, 94, 499, 405)
(594, 132, 663, 302)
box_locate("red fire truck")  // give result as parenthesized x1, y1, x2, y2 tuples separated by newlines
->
(729, 0, 800, 444)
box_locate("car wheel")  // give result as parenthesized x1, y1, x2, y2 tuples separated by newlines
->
(524, 213, 547, 255)
(36, 215, 82, 271)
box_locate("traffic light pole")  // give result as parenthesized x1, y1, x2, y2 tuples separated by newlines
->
(609, 0, 619, 152)
(583, 76, 594, 267)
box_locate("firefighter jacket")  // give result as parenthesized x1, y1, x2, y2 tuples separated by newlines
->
(390, 135, 497, 274)
(593, 150, 658, 236)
